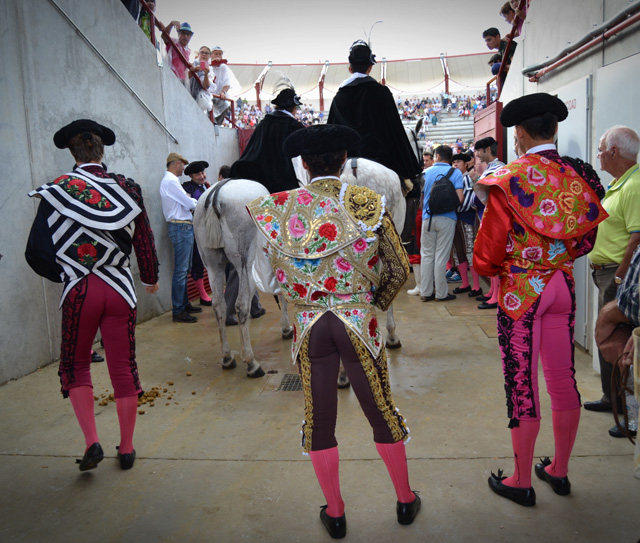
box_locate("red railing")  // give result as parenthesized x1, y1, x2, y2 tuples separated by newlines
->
(488, 0, 527, 105)
(138, 0, 236, 127)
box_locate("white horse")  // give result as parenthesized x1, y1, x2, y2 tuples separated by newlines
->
(194, 160, 406, 380)
(193, 178, 293, 378)
(339, 158, 407, 350)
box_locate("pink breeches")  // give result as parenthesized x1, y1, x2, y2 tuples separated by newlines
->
(497, 271, 581, 427)
(58, 274, 141, 399)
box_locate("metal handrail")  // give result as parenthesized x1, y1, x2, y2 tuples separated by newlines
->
(139, 0, 236, 127)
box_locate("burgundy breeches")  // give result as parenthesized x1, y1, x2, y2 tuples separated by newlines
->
(58, 274, 141, 399)
(299, 312, 409, 452)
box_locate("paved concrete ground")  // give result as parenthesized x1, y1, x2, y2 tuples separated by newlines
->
(1, 278, 639, 542)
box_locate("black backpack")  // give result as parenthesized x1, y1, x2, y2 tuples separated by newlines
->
(427, 167, 459, 229)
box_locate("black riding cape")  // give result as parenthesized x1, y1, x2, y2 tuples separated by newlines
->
(237, 111, 305, 193)
(327, 76, 421, 181)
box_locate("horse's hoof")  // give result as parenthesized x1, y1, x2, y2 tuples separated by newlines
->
(386, 339, 402, 350)
(337, 375, 351, 389)
(221, 356, 237, 370)
(247, 366, 265, 379)
(281, 327, 294, 340)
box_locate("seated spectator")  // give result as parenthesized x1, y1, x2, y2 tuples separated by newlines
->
(161, 21, 194, 82)
(210, 46, 240, 125)
(190, 46, 214, 112)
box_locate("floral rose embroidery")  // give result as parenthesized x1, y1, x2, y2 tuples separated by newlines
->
(296, 190, 313, 206)
(527, 167, 546, 186)
(310, 291, 327, 301)
(353, 238, 368, 253)
(292, 283, 307, 297)
(288, 214, 307, 238)
(270, 230, 278, 238)
(539, 199, 558, 216)
(68, 178, 87, 192)
(274, 192, 289, 206)
(506, 234, 514, 252)
(318, 222, 337, 241)
(570, 180, 583, 195)
(276, 269, 286, 283)
(367, 255, 379, 268)
(77, 242, 98, 266)
(86, 189, 102, 205)
(368, 317, 378, 337)
(324, 277, 338, 292)
(335, 257, 352, 272)
(566, 215, 577, 231)
(522, 246, 543, 261)
(504, 292, 522, 311)
(558, 192, 575, 214)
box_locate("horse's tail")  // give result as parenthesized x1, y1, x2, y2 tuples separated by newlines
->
(203, 207, 224, 249)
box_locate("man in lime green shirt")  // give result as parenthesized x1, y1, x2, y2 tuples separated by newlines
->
(586, 126, 640, 434)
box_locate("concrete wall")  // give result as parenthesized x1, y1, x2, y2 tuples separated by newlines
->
(0, 0, 239, 383)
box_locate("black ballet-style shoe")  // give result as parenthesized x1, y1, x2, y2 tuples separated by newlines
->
(319, 505, 346, 539)
(397, 491, 421, 525)
(535, 457, 571, 495)
(488, 470, 536, 506)
(116, 446, 136, 470)
(76, 442, 104, 471)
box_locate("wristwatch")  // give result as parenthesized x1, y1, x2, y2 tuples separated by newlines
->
(614, 276, 623, 285)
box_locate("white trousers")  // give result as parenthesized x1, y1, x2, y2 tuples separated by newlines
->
(420, 215, 456, 298)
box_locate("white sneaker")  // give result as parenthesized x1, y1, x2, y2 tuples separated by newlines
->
(407, 286, 421, 296)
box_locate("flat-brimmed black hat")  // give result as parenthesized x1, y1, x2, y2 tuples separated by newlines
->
(348, 39, 376, 66)
(271, 88, 302, 109)
(184, 160, 209, 176)
(452, 153, 473, 163)
(500, 93, 568, 127)
(283, 125, 361, 158)
(54, 119, 116, 149)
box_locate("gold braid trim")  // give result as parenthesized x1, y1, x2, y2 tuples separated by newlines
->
(341, 185, 384, 239)
(345, 328, 410, 443)
(297, 332, 314, 453)
(374, 214, 410, 311)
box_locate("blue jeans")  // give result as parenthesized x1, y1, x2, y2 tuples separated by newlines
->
(168, 222, 194, 315)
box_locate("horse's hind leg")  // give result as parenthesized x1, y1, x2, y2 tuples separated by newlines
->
(206, 252, 236, 369)
(385, 304, 402, 349)
(280, 297, 293, 339)
(236, 262, 264, 378)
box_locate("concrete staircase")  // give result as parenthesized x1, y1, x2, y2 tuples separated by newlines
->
(404, 111, 475, 147)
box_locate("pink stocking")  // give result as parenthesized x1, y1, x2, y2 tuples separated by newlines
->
(309, 447, 345, 517)
(488, 276, 500, 304)
(502, 420, 540, 488)
(547, 408, 580, 478)
(195, 278, 211, 302)
(458, 262, 470, 288)
(470, 266, 480, 291)
(116, 395, 138, 454)
(69, 386, 99, 450)
(376, 441, 415, 503)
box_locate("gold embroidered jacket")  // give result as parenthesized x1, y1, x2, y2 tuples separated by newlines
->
(247, 177, 409, 361)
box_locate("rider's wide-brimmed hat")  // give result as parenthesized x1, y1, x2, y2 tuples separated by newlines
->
(283, 124, 361, 158)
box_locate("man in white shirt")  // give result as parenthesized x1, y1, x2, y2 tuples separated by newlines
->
(159, 152, 201, 323)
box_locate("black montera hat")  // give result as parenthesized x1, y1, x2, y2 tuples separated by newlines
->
(184, 160, 209, 176)
(54, 119, 116, 149)
(348, 39, 376, 65)
(283, 125, 361, 158)
(500, 92, 569, 127)
(452, 153, 473, 163)
(271, 88, 302, 109)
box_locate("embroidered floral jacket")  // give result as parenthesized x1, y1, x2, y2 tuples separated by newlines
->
(473, 150, 607, 319)
(28, 165, 159, 308)
(247, 177, 409, 361)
